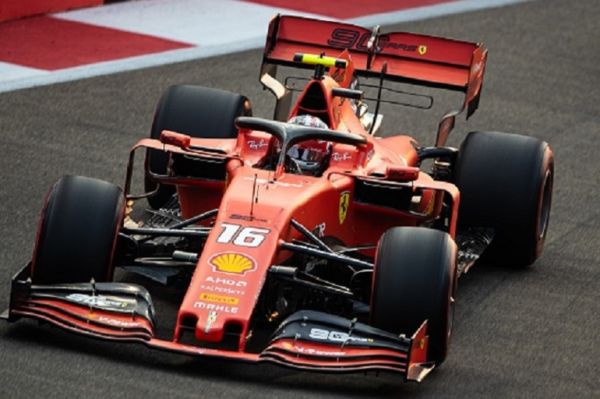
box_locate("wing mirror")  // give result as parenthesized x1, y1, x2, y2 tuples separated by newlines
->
(159, 130, 191, 149)
(385, 165, 419, 182)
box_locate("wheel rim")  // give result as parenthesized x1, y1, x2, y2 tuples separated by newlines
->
(538, 169, 553, 240)
(447, 295, 455, 341)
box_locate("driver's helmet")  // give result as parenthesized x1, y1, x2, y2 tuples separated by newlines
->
(286, 115, 331, 175)
(288, 114, 329, 129)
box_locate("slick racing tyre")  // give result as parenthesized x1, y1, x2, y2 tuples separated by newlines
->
(145, 85, 251, 209)
(455, 131, 554, 267)
(371, 227, 457, 364)
(32, 175, 125, 284)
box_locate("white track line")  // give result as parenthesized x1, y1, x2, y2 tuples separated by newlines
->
(0, 0, 530, 93)
(0, 62, 47, 82)
(350, 0, 530, 26)
(55, 0, 322, 45)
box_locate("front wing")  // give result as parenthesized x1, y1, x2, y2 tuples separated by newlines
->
(3, 263, 434, 382)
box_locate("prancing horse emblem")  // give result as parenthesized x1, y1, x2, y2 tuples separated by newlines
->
(339, 191, 350, 225)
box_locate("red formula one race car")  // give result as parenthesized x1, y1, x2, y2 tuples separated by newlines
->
(3, 15, 553, 382)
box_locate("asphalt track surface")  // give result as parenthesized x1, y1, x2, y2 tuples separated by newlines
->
(1, 1, 599, 398)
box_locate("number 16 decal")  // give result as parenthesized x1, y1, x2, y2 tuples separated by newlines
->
(216, 223, 269, 247)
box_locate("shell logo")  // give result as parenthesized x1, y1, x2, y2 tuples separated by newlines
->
(209, 252, 256, 275)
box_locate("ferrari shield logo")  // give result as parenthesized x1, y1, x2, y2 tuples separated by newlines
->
(418, 45, 427, 55)
(210, 252, 256, 275)
(339, 191, 350, 225)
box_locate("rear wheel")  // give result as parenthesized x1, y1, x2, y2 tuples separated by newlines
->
(32, 175, 125, 284)
(455, 131, 554, 266)
(145, 85, 251, 208)
(371, 227, 457, 364)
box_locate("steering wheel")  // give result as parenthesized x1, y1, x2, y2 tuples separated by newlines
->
(284, 154, 304, 174)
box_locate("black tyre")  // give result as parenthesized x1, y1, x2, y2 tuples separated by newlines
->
(455, 131, 554, 267)
(371, 227, 457, 364)
(145, 85, 251, 208)
(32, 175, 125, 284)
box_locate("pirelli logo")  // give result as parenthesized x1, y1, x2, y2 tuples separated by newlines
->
(199, 293, 239, 305)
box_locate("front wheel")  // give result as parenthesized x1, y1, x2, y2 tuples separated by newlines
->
(370, 227, 457, 364)
(32, 175, 125, 284)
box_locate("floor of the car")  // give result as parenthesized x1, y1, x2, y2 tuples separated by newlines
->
(455, 227, 494, 275)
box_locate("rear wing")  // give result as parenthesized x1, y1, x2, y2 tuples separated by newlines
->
(260, 15, 488, 144)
